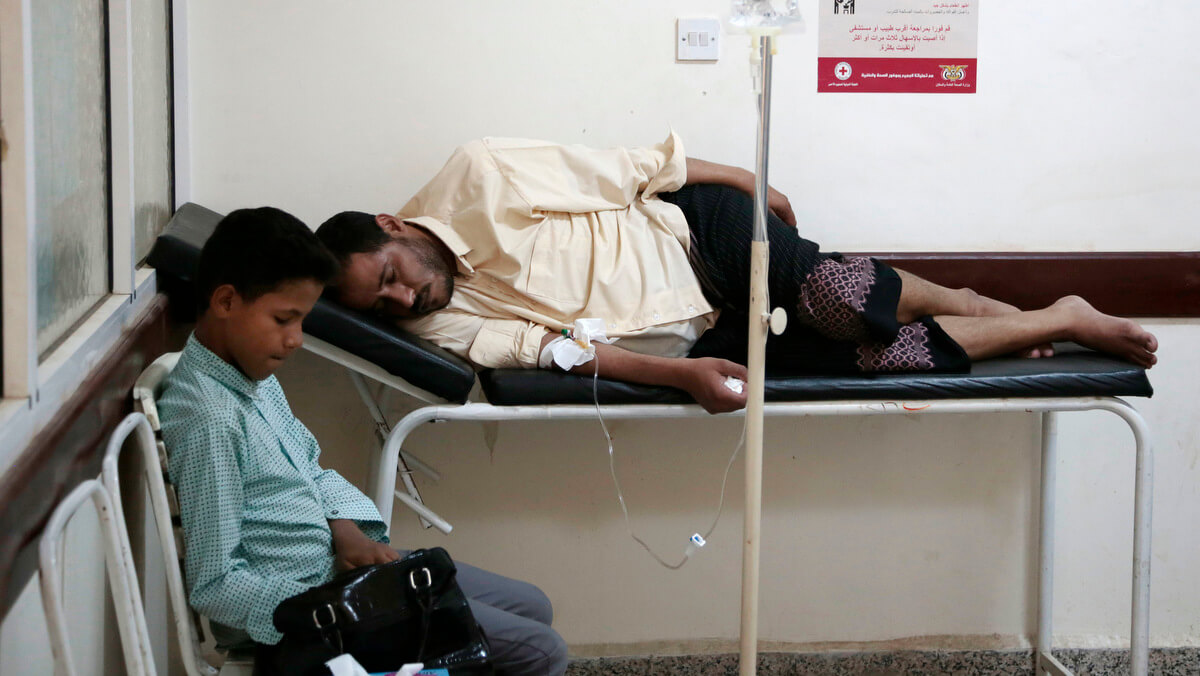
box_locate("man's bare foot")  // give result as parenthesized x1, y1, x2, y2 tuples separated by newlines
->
(1054, 296, 1158, 368)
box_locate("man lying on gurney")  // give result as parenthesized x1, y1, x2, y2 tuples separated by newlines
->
(315, 133, 1158, 414)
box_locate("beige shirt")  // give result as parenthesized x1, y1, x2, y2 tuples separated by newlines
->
(396, 132, 716, 369)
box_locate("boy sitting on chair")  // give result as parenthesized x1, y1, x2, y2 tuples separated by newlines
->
(159, 207, 567, 675)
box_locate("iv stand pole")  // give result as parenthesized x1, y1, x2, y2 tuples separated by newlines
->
(740, 30, 774, 676)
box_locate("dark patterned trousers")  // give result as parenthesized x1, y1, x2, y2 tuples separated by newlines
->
(660, 184, 969, 374)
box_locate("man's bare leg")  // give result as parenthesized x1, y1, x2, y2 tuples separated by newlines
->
(893, 268, 1015, 320)
(893, 268, 1055, 357)
(935, 296, 1158, 368)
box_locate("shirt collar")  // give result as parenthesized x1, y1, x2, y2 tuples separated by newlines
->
(401, 216, 476, 275)
(183, 333, 264, 399)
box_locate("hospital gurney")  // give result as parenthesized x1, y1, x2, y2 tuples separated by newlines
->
(149, 203, 1155, 676)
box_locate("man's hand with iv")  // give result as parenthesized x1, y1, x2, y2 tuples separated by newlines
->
(329, 519, 399, 571)
(676, 357, 749, 414)
(539, 333, 748, 414)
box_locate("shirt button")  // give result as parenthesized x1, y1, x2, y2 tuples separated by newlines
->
(331, 509, 339, 515)
(687, 305, 696, 313)
(609, 323, 616, 329)
(653, 313, 661, 320)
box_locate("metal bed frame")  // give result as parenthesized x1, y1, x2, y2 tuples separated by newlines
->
(307, 335, 1154, 676)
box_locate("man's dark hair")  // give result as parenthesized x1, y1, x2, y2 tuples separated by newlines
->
(196, 207, 338, 310)
(315, 211, 392, 270)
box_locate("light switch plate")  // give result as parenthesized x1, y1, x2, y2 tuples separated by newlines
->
(677, 18, 720, 62)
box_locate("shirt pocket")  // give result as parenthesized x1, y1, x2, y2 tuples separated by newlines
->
(524, 214, 593, 306)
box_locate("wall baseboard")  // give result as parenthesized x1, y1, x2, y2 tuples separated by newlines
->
(566, 647, 1200, 675)
(864, 251, 1200, 318)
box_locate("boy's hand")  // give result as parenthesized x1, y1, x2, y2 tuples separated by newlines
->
(329, 519, 400, 572)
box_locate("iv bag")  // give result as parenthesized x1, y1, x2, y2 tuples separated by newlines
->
(730, 0, 805, 31)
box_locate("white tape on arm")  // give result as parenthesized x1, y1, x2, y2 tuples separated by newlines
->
(537, 319, 614, 371)
(538, 336, 569, 369)
(538, 335, 593, 370)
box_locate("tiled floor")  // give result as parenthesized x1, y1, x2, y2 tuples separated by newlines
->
(565, 648, 1200, 675)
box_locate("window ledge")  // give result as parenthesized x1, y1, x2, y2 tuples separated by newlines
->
(0, 269, 158, 468)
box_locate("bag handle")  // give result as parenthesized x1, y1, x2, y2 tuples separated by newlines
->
(411, 566, 434, 661)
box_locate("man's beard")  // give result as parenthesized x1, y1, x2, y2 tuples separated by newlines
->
(401, 236, 455, 315)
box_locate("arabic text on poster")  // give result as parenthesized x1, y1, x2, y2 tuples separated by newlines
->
(818, 1, 980, 94)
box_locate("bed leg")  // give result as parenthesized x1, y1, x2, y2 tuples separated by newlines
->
(1039, 400, 1154, 676)
(348, 370, 432, 529)
(1131, 422, 1153, 676)
(1036, 411, 1061, 675)
(375, 407, 445, 534)
(1113, 403, 1154, 676)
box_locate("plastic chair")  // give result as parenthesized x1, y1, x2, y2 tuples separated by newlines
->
(131, 354, 253, 676)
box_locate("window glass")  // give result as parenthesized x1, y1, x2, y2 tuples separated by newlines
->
(32, 0, 111, 357)
(132, 0, 173, 261)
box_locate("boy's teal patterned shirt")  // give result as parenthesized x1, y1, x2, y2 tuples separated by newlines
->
(159, 333, 387, 645)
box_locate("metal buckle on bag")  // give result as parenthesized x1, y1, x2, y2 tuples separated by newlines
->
(312, 603, 337, 630)
(312, 603, 344, 654)
(409, 567, 432, 590)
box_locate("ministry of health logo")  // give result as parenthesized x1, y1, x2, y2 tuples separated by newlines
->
(940, 64, 968, 81)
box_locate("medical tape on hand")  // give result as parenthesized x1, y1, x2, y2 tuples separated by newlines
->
(538, 318, 613, 371)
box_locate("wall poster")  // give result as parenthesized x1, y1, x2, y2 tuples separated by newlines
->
(818, 1, 979, 93)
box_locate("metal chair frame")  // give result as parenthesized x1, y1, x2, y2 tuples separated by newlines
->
(39, 477, 152, 676)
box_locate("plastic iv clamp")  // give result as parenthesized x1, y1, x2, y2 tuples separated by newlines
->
(685, 533, 708, 559)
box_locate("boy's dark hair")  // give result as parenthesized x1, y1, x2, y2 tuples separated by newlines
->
(196, 207, 338, 310)
(315, 211, 392, 270)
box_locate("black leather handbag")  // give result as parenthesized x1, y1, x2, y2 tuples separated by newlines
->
(269, 547, 493, 676)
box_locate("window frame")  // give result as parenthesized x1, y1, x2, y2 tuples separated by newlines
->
(0, 0, 184, 467)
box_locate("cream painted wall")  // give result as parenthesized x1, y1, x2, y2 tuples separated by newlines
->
(179, 0, 1198, 653)
(186, 0, 1200, 252)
